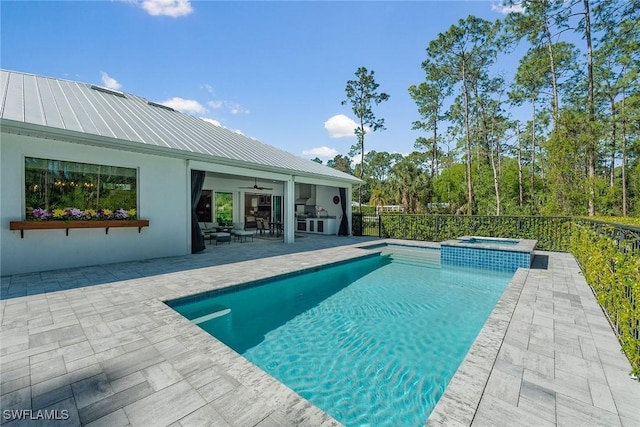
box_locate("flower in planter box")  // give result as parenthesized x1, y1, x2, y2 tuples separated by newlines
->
(52, 209, 67, 219)
(67, 208, 84, 219)
(32, 208, 52, 220)
(112, 208, 130, 219)
(97, 209, 112, 219)
(28, 206, 137, 221)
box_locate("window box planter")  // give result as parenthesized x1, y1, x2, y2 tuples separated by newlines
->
(9, 220, 150, 238)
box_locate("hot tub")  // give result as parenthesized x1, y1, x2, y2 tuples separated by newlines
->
(440, 236, 537, 272)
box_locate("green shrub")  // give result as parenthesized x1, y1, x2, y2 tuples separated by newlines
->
(570, 224, 640, 377)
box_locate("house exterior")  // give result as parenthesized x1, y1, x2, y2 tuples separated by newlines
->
(0, 70, 359, 276)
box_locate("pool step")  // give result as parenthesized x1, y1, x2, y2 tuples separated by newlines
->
(191, 305, 231, 324)
(385, 251, 440, 268)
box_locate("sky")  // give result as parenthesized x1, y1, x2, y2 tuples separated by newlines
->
(1, 0, 526, 162)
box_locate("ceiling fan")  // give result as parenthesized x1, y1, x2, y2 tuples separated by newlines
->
(239, 178, 273, 191)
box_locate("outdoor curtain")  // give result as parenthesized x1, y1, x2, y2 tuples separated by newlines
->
(191, 170, 206, 253)
(338, 187, 349, 236)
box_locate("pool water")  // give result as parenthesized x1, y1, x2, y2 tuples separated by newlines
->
(460, 237, 519, 245)
(169, 246, 513, 426)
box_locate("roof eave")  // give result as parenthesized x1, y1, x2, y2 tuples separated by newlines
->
(0, 119, 361, 185)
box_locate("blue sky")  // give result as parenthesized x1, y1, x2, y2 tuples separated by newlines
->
(1, 0, 525, 161)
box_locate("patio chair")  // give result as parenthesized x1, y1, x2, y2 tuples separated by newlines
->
(256, 219, 266, 235)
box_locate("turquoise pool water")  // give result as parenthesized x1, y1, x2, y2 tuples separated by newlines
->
(459, 237, 519, 245)
(169, 246, 513, 426)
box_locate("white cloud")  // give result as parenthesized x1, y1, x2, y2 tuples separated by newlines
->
(202, 84, 215, 95)
(140, 0, 193, 17)
(201, 117, 221, 127)
(228, 102, 250, 115)
(161, 97, 206, 114)
(491, 1, 524, 14)
(324, 114, 369, 138)
(200, 117, 244, 135)
(206, 100, 249, 114)
(100, 72, 121, 90)
(302, 146, 339, 159)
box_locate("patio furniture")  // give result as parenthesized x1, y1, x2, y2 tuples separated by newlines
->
(234, 230, 255, 243)
(269, 222, 283, 237)
(256, 219, 267, 235)
(208, 232, 231, 245)
(244, 215, 257, 230)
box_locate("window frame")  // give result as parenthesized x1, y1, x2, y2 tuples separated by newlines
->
(22, 155, 140, 220)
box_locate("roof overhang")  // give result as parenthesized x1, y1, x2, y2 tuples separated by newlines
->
(1, 118, 362, 185)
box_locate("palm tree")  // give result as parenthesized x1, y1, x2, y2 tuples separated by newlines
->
(369, 188, 387, 213)
(390, 159, 427, 213)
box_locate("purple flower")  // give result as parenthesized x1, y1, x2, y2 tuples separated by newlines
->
(32, 208, 51, 219)
(69, 208, 84, 218)
(113, 208, 129, 219)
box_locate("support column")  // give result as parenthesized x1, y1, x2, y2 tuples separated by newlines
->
(283, 177, 295, 243)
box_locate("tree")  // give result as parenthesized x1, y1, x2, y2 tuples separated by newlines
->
(369, 188, 387, 212)
(423, 15, 502, 215)
(389, 154, 428, 213)
(409, 62, 451, 180)
(327, 154, 354, 175)
(593, 0, 640, 215)
(504, 0, 573, 129)
(342, 66, 390, 211)
(509, 42, 580, 208)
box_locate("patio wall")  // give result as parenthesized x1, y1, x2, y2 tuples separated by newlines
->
(1, 133, 190, 276)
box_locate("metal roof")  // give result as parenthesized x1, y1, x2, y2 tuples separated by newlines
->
(0, 69, 359, 183)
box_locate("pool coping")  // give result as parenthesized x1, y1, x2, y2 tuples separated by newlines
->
(441, 236, 537, 254)
(425, 266, 529, 425)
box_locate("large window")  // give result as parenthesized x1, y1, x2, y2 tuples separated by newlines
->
(24, 157, 137, 219)
(215, 192, 233, 225)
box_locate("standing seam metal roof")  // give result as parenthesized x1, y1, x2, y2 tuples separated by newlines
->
(0, 70, 359, 183)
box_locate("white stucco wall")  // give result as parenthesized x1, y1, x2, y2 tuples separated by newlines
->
(1, 133, 190, 276)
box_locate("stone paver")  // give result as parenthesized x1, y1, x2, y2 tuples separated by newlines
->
(1, 236, 638, 426)
(428, 250, 640, 427)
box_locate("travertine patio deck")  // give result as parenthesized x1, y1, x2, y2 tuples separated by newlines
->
(1, 235, 638, 426)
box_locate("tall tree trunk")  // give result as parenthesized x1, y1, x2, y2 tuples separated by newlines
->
(544, 18, 559, 129)
(358, 121, 365, 213)
(609, 96, 617, 187)
(462, 66, 474, 215)
(490, 147, 501, 216)
(621, 91, 628, 216)
(517, 125, 524, 207)
(531, 99, 536, 194)
(432, 116, 438, 178)
(584, 0, 596, 216)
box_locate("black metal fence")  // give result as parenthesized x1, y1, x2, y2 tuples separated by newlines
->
(571, 220, 640, 374)
(575, 219, 640, 256)
(352, 213, 573, 251)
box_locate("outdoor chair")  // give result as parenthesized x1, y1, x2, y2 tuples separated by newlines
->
(209, 232, 231, 245)
(256, 219, 266, 235)
(230, 223, 255, 243)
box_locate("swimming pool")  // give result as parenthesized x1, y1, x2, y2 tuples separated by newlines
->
(168, 246, 513, 426)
